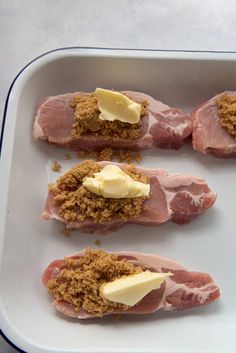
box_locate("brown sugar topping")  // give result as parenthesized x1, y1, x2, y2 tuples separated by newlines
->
(46, 248, 143, 315)
(97, 147, 113, 161)
(94, 239, 101, 247)
(60, 227, 71, 237)
(77, 147, 141, 164)
(65, 153, 71, 160)
(51, 161, 61, 172)
(70, 93, 147, 140)
(116, 150, 141, 164)
(49, 160, 149, 224)
(218, 94, 236, 139)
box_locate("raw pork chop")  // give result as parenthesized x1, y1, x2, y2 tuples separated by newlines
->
(192, 91, 236, 157)
(34, 91, 192, 151)
(43, 162, 216, 233)
(42, 250, 220, 319)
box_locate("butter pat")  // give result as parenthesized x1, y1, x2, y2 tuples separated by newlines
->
(95, 88, 141, 124)
(100, 271, 172, 306)
(83, 164, 150, 198)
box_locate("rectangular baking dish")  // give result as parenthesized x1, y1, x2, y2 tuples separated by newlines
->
(0, 47, 236, 353)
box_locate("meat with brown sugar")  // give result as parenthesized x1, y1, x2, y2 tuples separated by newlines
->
(33, 91, 192, 151)
(192, 91, 236, 158)
(42, 249, 220, 319)
(43, 160, 217, 234)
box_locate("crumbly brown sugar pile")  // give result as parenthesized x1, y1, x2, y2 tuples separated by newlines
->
(51, 161, 61, 172)
(77, 147, 141, 164)
(218, 94, 236, 139)
(46, 248, 143, 315)
(70, 93, 147, 140)
(49, 160, 149, 224)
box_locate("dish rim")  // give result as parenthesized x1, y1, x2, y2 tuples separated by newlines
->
(2, 45, 236, 157)
(1, 45, 236, 353)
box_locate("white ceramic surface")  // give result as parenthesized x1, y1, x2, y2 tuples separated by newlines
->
(0, 48, 236, 353)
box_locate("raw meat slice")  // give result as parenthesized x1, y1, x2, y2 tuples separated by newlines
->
(42, 250, 220, 319)
(33, 91, 192, 151)
(43, 162, 217, 233)
(192, 91, 236, 157)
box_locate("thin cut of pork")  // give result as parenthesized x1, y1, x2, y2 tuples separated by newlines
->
(192, 91, 236, 158)
(33, 91, 192, 151)
(42, 250, 220, 319)
(43, 162, 217, 233)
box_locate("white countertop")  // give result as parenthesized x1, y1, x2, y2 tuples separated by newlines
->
(0, 0, 236, 352)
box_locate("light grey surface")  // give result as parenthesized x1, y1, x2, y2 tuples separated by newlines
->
(1, 0, 236, 128)
(0, 0, 236, 352)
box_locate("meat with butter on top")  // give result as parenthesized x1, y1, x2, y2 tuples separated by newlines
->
(42, 248, 220, 319)
(43, 161, 216, 233)
(34, 90, 192, 151)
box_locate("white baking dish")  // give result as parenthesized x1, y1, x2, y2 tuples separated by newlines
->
(0, 47, 236, 353)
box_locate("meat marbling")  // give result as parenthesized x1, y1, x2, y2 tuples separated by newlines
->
(42, 250, 220, 319)
(34, 91, 192, 151)
(43, 162, 217, 233)
(192, 91, 236, 158)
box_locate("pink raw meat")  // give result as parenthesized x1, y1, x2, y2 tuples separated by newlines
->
(33, 91, 192, 151)
(42, 250, 220, 319)
(43, 162, 216, 233)
(192, 91, 236, 158)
